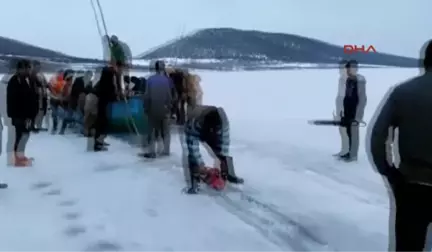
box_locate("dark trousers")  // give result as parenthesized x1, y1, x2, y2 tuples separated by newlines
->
(94, 102, 108, 144)
(393, 182, 432, 251)
(147, 115, 170, 154)
(12, 119, 30, 153)
(340, 114, 360, 157)
(175, 98, 186, 125)
(50, 99, 62, 130)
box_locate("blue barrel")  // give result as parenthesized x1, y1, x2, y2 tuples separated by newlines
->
(107, 96, 148, 134)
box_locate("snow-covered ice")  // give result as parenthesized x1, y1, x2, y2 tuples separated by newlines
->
(0, 67, 421, 251)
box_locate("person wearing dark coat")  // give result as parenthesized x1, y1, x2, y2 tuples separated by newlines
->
(6, 59, 38, 166)
(91, 66, 117, 151)
(369, 40, 432, 251)
(141, 60, 173, 158)
(337, 60, 367, 162)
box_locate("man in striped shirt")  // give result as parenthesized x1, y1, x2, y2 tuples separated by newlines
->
(185, 105, 243, 194)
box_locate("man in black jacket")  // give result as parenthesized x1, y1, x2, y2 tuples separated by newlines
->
(338, 60, 367, 162)
(369, 40, 432, 251)
(91, 66, 117, 151)
(6, 59, 38, 167)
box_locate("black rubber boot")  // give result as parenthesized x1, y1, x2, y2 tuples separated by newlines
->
(187, 172, 201, 194)
(94, 142, 108, 152)
(220, 156, 244, 184)
(141, 153, 156, 159)
(51, 120, 58, 134)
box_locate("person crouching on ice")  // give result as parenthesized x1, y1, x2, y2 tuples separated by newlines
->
(185, 105, 244, 194)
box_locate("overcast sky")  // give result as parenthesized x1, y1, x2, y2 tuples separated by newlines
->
(0, 0, 429, 59)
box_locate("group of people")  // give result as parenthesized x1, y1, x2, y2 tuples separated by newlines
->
(0, 33, 243, 195)
(0, 30, 431, 251)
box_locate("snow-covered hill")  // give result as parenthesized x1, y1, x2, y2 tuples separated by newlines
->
(137, 28, 418, 68)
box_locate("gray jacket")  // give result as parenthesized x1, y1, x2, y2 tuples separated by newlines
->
(369, 71, 432, 185)
(143, 73, 173, 118)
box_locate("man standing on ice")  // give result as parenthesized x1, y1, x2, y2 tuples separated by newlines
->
(334, 59, 348, 157)
(337, 60, 367, 162)
(92, 66, 117, 151)
(6, 59, 38, 167)
(0, 62, 9, 188)
(368, 40, 432, 251)
(141, 60, 173, 158)
(184, 105, 244, 194)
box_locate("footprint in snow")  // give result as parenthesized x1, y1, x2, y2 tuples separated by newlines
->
(144, 208, 158, 217)
(63, 212, 82, 220)
(43, 189, 62, 196)
(84, 240, 123, 251)
(94, 164, 122, 173)
(31, 181, 53, 190)
(63, 225, 87, 237)
(57, 200, 77, 207)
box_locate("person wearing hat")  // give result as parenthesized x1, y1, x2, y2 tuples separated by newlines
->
(105, 35, 132, 97)
(141, 60, 174, 158)
(369, 40, 432, 251)
(109, 35, 126, 68)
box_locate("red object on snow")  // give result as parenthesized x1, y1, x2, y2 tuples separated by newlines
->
(205, 168, 225, 190)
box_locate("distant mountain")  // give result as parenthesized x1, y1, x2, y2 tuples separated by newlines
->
(0, 36, 103, 72)
(137, 28, 418, 68)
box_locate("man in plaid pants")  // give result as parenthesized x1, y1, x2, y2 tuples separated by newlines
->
(185, 105, 243, 194)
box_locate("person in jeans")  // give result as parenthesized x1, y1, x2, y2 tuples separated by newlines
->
(184, 105, 243, 194)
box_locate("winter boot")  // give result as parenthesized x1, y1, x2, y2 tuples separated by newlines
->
(51, 119, 58, 134)
(338, 153, 357, 162)
(141, 153, 156, 159)
(340, 154, 357, 162)
(14, 153, 32, 167)
(94, 142, 108, 152)
(58, 123, 67, 135)
(186, 171, 201, 194)
(220, 156, 244, 184)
